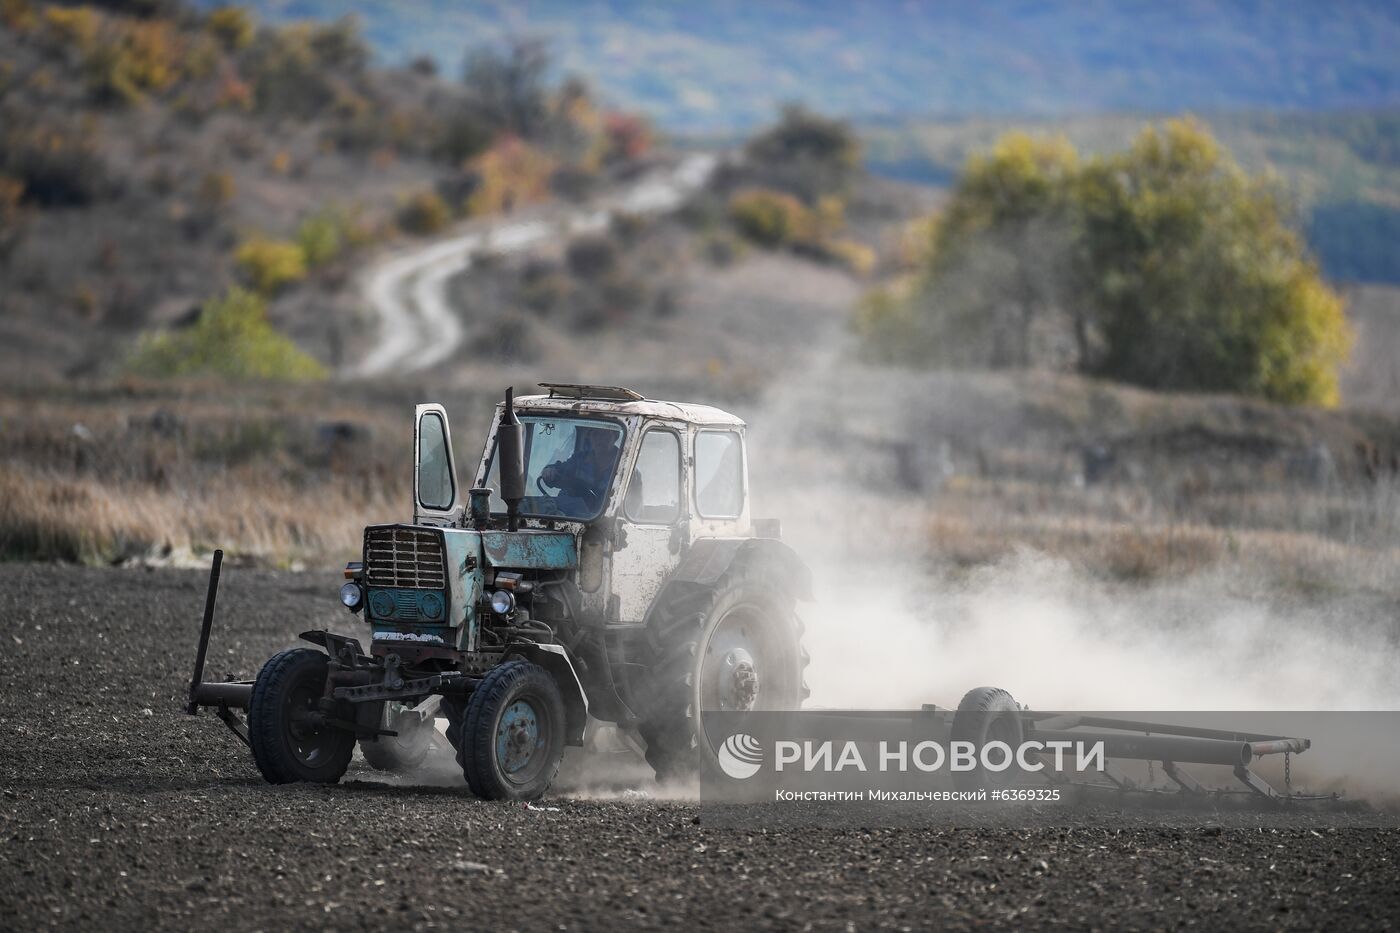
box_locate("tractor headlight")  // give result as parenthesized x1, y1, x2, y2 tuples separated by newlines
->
(339, 581, 364, 612)
(490, 589, 515, 616)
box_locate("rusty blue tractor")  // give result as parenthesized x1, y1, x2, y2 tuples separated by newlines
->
(187, 384, 810, 800)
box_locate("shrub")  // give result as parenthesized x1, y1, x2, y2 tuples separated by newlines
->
(818, 238, 877, 277)
(397, 189, 450, 235)
(234, 236, 306, 293)
(205, 6, 255, 51)
(744, 104, 861, 202)
(728, 188, 812, 247)
(602, 112, 652, 163)
(42, 6, 100, 50)
(565, 235, 618, 280)
(464, 136, 553, 216)
(1, 118, 110, 206)
(78, 16, 184, 105)
(295, 208, 344, 267)
(196, 170, 235, 208)
(125, 287, 326, 381)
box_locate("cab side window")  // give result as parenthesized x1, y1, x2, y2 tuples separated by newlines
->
(696, 430, 743, 518)
(625, 430, 681, 524)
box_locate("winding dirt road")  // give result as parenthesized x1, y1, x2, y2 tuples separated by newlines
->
(351, 154, 717, 378)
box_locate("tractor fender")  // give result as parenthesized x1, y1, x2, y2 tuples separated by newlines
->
(503, 642, 589, 746)
(666, 537, 813, 601)
(299, 630, 367, 662)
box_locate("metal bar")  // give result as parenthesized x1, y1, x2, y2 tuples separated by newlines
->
(186, 549, 224, 715)
(1033, 729, 1252, 767)
(1162, 760, 1206, 794)
(1246, 738, 1311, 757)
(1234, 765, 1282, 802)
(192, 682, 253, 708)
(1024, 713, 1291, 745)
(215, 705, 250, 748)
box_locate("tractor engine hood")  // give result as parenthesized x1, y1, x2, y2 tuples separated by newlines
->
(361, 523, 578, 658)
(480, 530, 578, 570)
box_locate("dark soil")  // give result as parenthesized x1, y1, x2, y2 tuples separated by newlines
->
(1, 563, 1397, 930)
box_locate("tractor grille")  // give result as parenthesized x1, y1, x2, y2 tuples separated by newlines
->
(364, 526, 446, 590)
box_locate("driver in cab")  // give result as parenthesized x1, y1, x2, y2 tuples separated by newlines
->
(539, 427, 621, 511)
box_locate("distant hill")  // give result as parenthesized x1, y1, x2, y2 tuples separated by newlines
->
(220, 1, 1400, 130)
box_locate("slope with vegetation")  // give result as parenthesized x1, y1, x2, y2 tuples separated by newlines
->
(0, 1, 653, 381)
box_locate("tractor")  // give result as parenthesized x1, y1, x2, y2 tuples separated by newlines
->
(187, 384, 810, 800)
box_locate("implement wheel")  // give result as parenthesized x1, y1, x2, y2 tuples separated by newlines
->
(950, 686, 1024, 793)
(456, 660, 565, 801)
(248, 648, 354, 785)
(360, 700, 436, 772)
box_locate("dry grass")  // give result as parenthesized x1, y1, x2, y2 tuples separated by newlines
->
(0, 380, 494, 567)
(0, 463, 403, 566)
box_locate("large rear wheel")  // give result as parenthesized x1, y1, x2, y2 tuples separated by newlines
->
(638, 562, 809, 782)
(248, 648, 355, 784)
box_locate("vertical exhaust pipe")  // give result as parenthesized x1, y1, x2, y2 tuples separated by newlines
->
(498, 387, 526, 531)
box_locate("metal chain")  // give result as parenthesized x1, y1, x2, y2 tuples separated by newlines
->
(1147, 759, 1156, 787)
(1284, 751, 1292, 796)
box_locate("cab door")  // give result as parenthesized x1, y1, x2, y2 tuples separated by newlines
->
(414, 403, 460, 525)
(609, 426, 685, 622)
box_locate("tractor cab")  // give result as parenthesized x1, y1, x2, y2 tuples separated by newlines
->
(412, 382, 753, 624)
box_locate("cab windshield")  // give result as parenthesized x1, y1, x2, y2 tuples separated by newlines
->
(484, 416, 624, 521)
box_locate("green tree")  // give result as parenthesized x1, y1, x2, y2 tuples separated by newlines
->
(1076, 119, 1349, 405)
(125, 288, 326, 381)
(744, 104, 861, 203)
(861, 119, 1350, 406)
(912, 133, 1082, 367)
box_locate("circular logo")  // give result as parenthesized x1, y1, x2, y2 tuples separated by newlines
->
(369, 591, 396, 617)
(717, 733, 763, 780)
(418, 592, 444, 619)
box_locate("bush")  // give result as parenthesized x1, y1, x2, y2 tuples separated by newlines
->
(603, 112, 652, 163)
(295, 208, 345, 267)
(397, 189, 451, 235)
(744, 104, 861, 202)
(817, 238, 877, 277)
(196, 170, 235, 208)
(205, 6, 255, 51)
(464, 137, 553, 216)
(125, 288, 326, 381)
(234, 236, 306, 293)
(76, 16, 185, 105)
(728, 188, 812, 247)
(565, 235, 618, 279)
(1, 118, 110, 206)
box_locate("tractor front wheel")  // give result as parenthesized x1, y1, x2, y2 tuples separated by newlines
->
(456, 660, 565, 801)
(248, 648, 355, 784)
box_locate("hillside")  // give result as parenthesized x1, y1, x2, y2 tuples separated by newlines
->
(0, 1, 653, 380)
(222, 1, 1400, 130)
